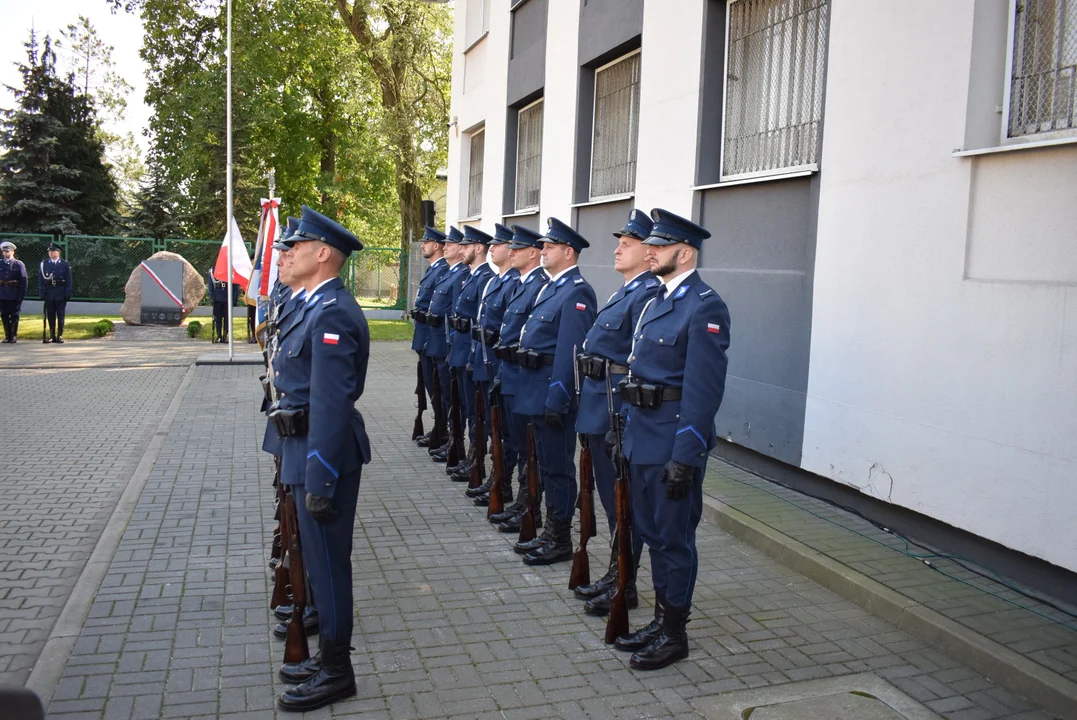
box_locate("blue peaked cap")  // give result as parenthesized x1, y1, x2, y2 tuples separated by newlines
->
(644, 208, 711, 250)
(446, 226, 465, 244)
(285, 205, 364, 255)
(613, 208, 654, 240)
(461, 225, 493, 245)
(273, 216, 302, 250)
(492, 223, 514, 244)
(422, 226, 447, 244)
(543, 217, 590, 253)
(507, 225, 544, 250)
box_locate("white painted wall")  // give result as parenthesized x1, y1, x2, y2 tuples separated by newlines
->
(536, 0, 581, 224)
(804, 0, 1077, 571)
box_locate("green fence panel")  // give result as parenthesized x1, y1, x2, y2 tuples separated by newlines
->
(163, 238, 240, 305)
(342, 246, 406, 310)
(63, 235, 156, 301)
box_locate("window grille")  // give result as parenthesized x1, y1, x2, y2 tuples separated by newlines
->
(590, 52, 641, 199)
(467, 130, 485, 218)
(723, 0, 829, 180)
(515, 100, 544, 211)
(1007, 0, 1076, 138)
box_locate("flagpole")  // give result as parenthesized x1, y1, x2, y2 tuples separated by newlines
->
(226, 0, 234, 361)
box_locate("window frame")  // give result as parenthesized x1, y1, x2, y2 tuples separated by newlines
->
(465, 0, 491, 52)
(514, 97, 544, 213)
(588, 48, 643, 201)
(466, 128, 486, 220)
(719, 0, 827, 183)
(1000, 0, 1077, 146)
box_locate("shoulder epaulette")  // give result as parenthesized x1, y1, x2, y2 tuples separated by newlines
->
(645, 279, 660, 288)
(699, 288, 714, 299)
(322, 298, 337, 307)
(574, 276, 585, 284)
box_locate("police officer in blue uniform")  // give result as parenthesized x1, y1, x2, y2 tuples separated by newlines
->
(512, 218, 597, 565)
(0, 241, 27, 343)
(446, 225, 496, 480)
(466, 224, 521, 506)
(411, 227, 448, 447)
(489, 227, 548, 533)
(425, 227, 470, 462)
(614, 209, 731, 671)
(39, 242, 72, 343)
(268, 206, 371, 712)
(208, 266, 242, 343)
(574, 209, 660, 614)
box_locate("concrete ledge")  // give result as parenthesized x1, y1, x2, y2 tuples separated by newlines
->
(195, 352, 264, 365)
(701, 494, 1077, 720)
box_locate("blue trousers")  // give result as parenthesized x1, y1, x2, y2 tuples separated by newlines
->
(419, 353, 437, 407)
(292, 472, 362, 645)
(587, 435, 645, 567)
(629, 463, 704, 608)
(502, 394, 528, 482)
(532, 411, 579, 521)
(458, 369, 475, 441)
(436, 359, 451, 420)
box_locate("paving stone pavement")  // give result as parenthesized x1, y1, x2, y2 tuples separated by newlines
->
(29, 342, 1058, 719)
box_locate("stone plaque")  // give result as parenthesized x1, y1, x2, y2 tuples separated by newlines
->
(139, 260, 186, 326)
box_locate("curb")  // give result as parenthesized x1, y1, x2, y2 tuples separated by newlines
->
(25, 363, 198, 708)
(700, 494, 1077, 720)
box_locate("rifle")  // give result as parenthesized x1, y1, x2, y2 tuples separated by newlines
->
(268, 457, 283, 570)
(469, 384, 487, 490)
(412, 359, 427, 440)
(269, 483, 292, 610)
(519, 424, 540, 543)
(487, 388, 507, 518)
(446, 369, 465, 468)
(282, 493, 310, 663)
(429, 366, 446, 451)
(569, 349, 594, 590)
(604, 364, 632, 644)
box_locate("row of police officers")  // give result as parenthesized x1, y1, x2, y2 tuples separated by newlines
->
(0, 241, 73, 344)
(410, 207, 731, 671)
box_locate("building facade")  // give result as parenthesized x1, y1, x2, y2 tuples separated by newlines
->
(445, 0, 1077, 573)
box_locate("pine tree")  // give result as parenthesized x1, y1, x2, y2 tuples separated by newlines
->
(0, 33, 81, 234)
(128, 156, 183, 240)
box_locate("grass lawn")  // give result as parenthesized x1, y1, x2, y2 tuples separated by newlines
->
(183, 317, 413, 342)
(14, 315, 121, 341)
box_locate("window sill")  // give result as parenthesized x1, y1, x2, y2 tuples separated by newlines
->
(571, 193, 635, 209)
(693, 168, 816, 191)
(952, 135, 1077, 157)
(458, 215, 481, 223)
(502, 209, 539, 219)
(463, 32, 489, 55)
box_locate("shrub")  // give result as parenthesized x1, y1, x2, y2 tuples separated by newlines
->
(186, 320, 203, 338)
(91, 319, 114, 338)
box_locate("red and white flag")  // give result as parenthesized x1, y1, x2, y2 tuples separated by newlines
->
(212, 216, 252, 291)
(247, 198, 280, 304)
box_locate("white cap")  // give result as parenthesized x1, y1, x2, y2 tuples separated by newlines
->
(0, 241, 15, 251)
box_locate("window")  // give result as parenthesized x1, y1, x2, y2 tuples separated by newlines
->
(1005, 0, 1076, 139)
(467, 129, 485, 218)
(590, 51, 641, 199)
(466, 0, 491, 49)
(722, 0, 829, 181)
(515, 99, 544, 211)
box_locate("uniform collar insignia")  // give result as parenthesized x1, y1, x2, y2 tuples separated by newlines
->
(627, 280, 639, 290)
(675, 285, 688, 299)
(557, 277, 566, 286)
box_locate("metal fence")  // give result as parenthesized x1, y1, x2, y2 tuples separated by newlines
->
(0, 232, 409, 310)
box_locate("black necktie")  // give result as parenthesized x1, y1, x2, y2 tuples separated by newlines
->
(657, 285, 668, 304)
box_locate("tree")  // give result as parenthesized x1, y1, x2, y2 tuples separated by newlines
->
(0, 33, 82, 234)
(127, 156, 183, 239)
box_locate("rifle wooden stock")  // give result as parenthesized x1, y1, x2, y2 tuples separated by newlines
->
(269, 484, 291, 610)
(569, 436, 595, 590)
(469, 385, 487, 490)
(412, 359, 426, 440)
(519, 425, 540, 542)
(605, 447, 632, 644)
(487, 393, 507, 518)
(269, 461, 283, 571)
(430, 366, 446, 449)
(447, 370, 465, 468)
(282, 493, 309, 663)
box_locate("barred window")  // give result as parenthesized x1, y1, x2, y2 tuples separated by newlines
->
(467, 129, 485, 218)
(515, 99, 544, 211)
(722, 0, 829, 181)
(590, 51, 641, 199)
(1006, 0, 1076, 139)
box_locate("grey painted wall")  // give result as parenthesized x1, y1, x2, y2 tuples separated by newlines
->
(507, 0, 547, 107)
(504, 211, 541, 234)
(575, 199, 635, 303)
(697, 0, 728, 185)
(698, 175, 820, 466)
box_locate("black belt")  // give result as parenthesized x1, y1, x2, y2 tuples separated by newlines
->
(471, 325, 499, 346)
(577, 353, 629, 380)
(493, 344, 516, 362)
(410, 308, 427, 324)
(268, 405, 309, 437)
(426, 314, 445, 329)
(517, 349, 554, 370)
(449, 316, 472, 333)
(620, 379, 681, 409)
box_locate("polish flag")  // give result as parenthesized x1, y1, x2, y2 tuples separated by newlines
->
(323, 333, 340, 345)
(212, 216, 252, 291)
(707, 323, 721, 334)
(575, 303, 587, 311)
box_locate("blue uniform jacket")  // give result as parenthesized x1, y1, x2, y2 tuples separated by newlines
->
(411, 258, 448, 353)
(622, 271, 731, 468)
(514, 267, 597, 416)
(471, 268, 520, 382)
(38, 259, 72, 301)
(0, 258, 27, 304)
(275, 278, 372, 497)
(575, 272, 661, 435)
(449, 262, 495, 368)
(208, 273, 241, 304)
(261, 286, 301, 455)
(497, 268, 548, 395)
(424, 262, 469, 359)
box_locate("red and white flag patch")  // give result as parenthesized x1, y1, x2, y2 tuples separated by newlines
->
(575, 303, 587, 311)
(323, 333, 340, 345)
(706, 323, 721, 334)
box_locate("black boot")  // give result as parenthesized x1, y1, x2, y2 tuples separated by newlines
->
(584, 581, 638, 616)
(630, 603, 690, 670)
(615, 591, 666, 651)
(522, 515, 572, 565)
(465, 476, 493, 499)
(514, 511, 554, 554)
(574, 544, 617, 600)
(430, 440, 450, 462)
(274, 605, 319, 638)
(274, 603, 294, 621)
(279, 637, 322, 683)
(415, 431, 433, 448)
(449, 461, 473, 482)
(447, 443, 476, 475)
(278, 640, 356, 712)
(491, 480, 527, 524)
